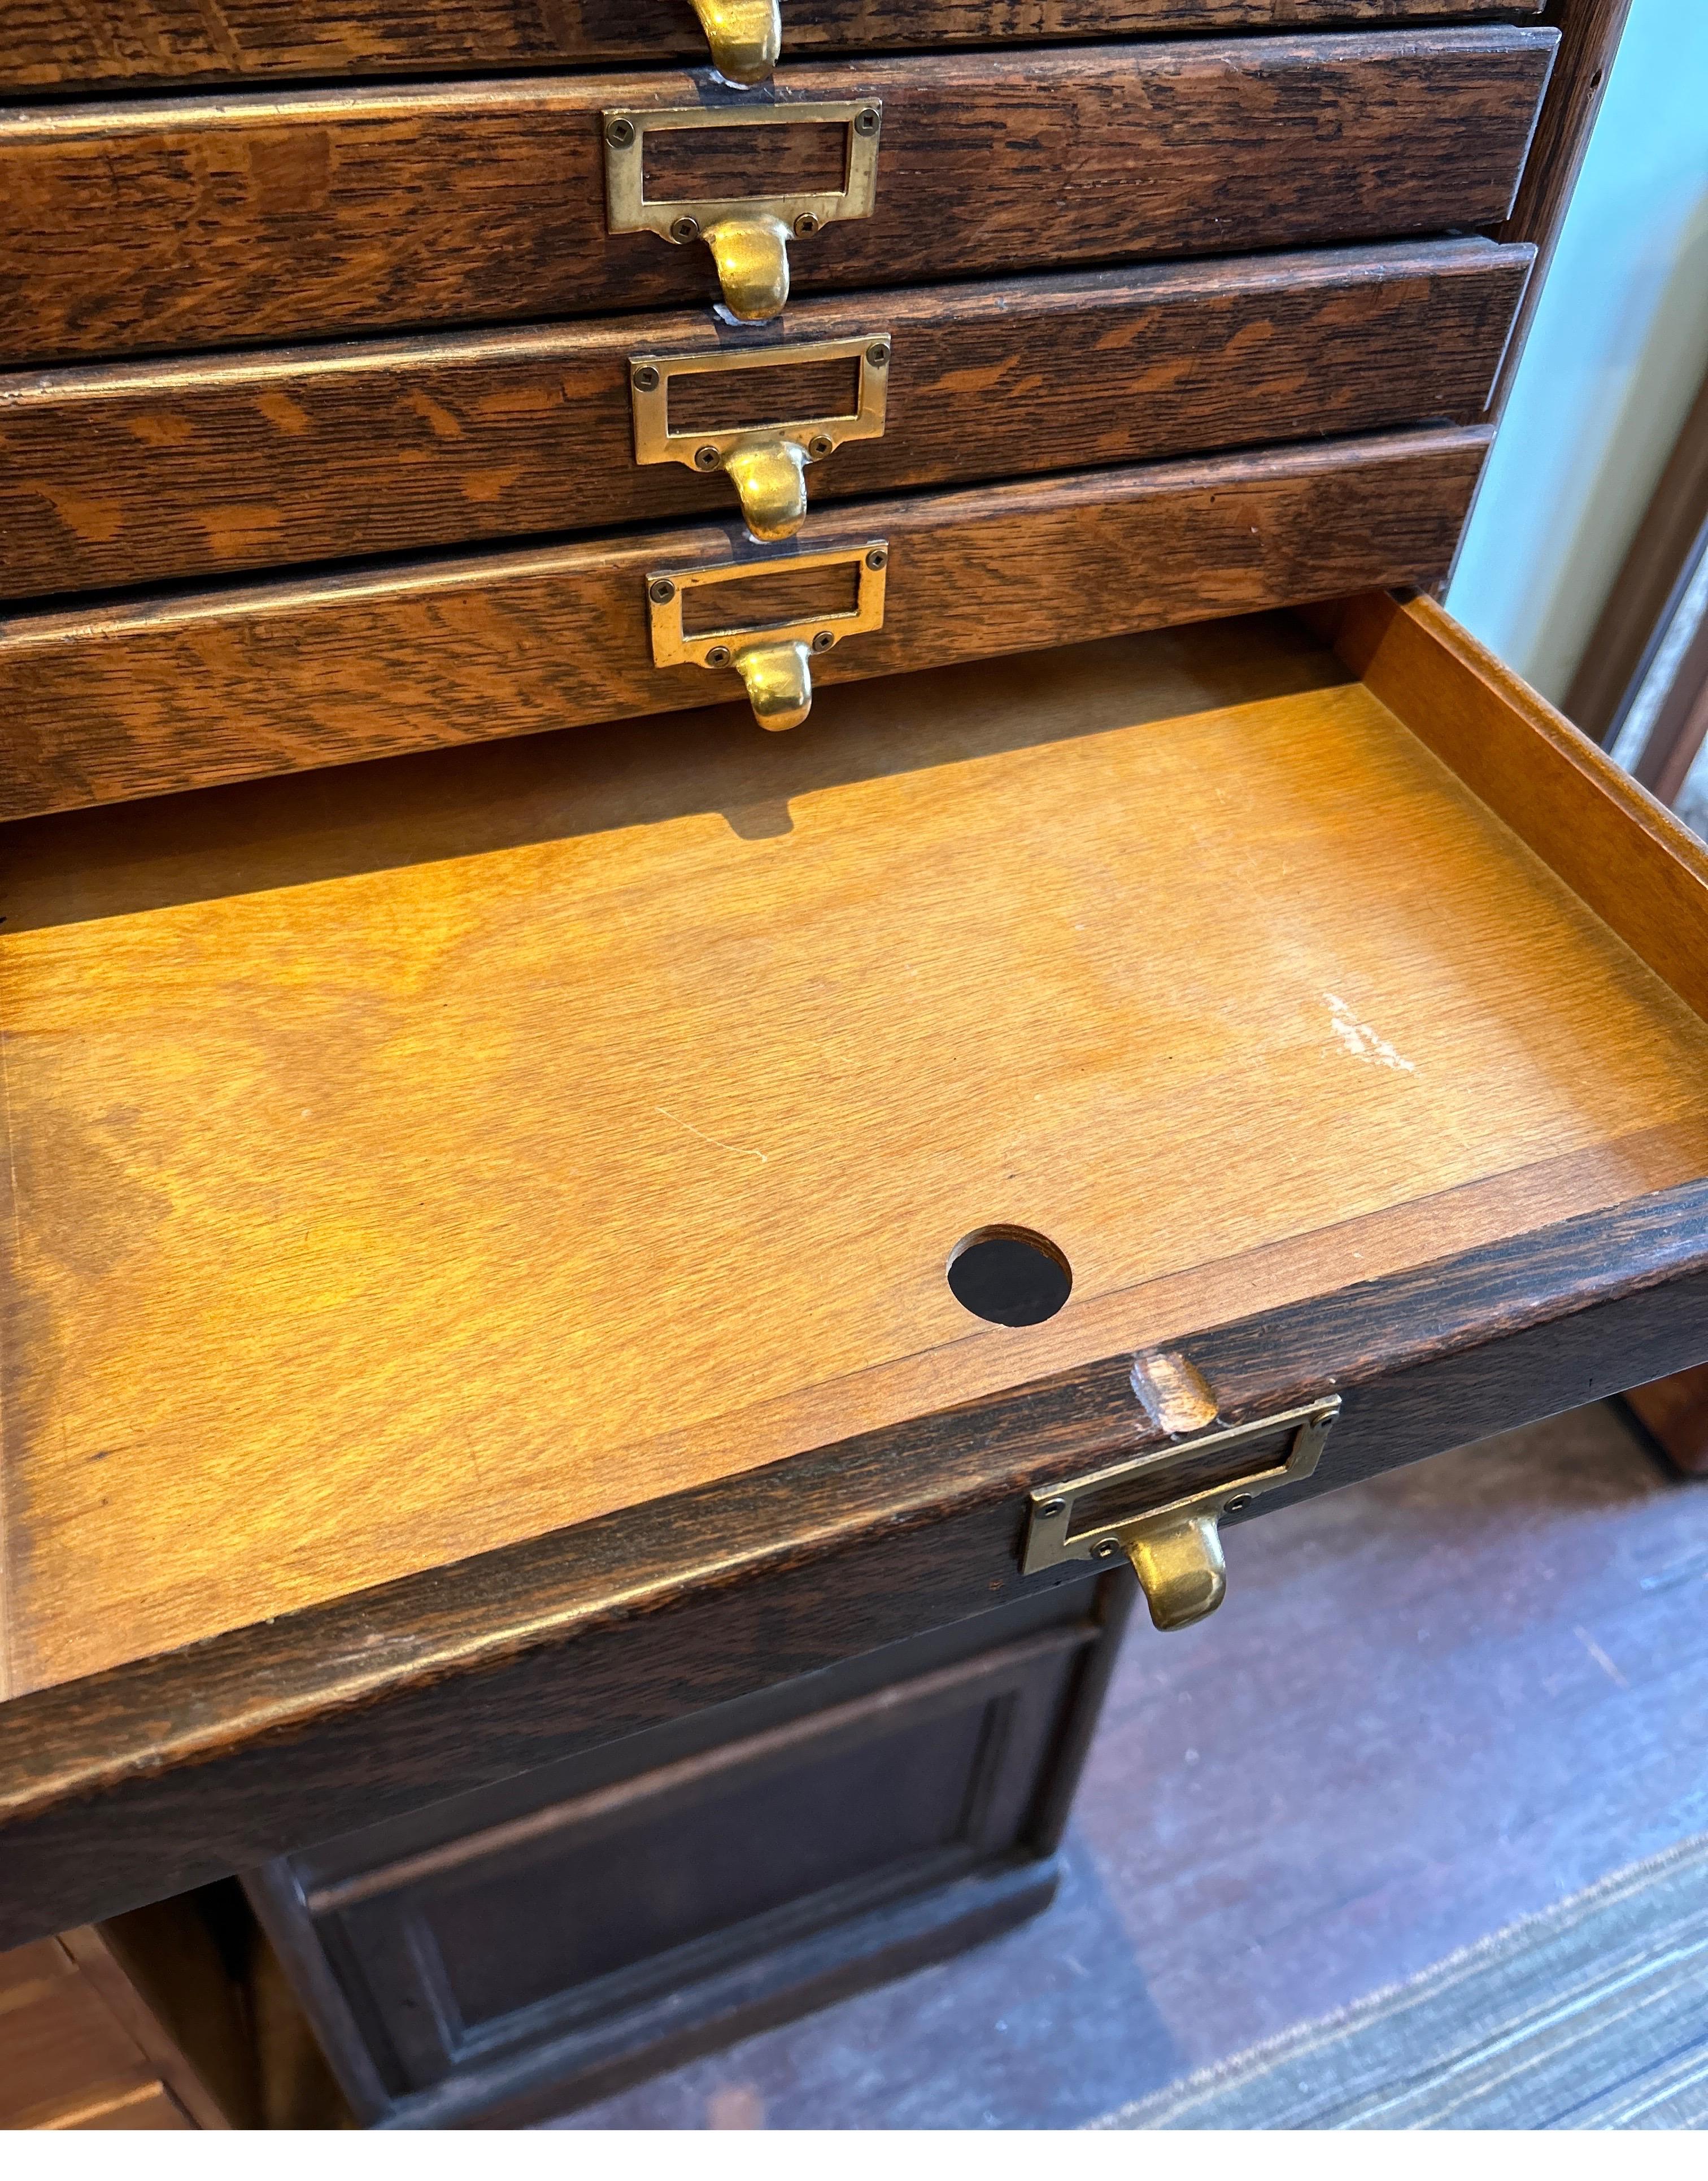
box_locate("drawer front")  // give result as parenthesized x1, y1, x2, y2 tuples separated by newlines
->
(0, 32, 1556, 367)
(269, 1588, 1103, 2104)
(3, 2, 1547, 93)
(0, 426, 1489, 816)
(0, 239, 1530, 600)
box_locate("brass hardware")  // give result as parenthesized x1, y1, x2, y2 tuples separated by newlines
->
(1021, 1398, 1340, 1633)
(603, 101, 883, 322)
(647, 542, 888, 730)
(689, 0, 782, 85)
(629, 335, 891, 541)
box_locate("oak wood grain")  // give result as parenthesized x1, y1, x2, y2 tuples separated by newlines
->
(6, 606, 1708, 1707)
(1323, 589, 1708, 1025)
(0, 428, 1492, 815)
(0, 32, 1559, 365)
(0, 241, 1532, 600)
(1, 1, 1549, 93)
(3, 1187, 1706, 1954)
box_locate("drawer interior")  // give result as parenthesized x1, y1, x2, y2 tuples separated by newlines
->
(3, 600, 1706, 1697)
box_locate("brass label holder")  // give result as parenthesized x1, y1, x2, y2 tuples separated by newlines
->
(603, 99, 883, 323)
(647, 541, 888, 732)
(1021, 1397, 1341, 1633)
(689, 0, 782, 86)
(630, 334, 891, 542)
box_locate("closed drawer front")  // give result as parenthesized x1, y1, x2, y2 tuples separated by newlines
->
(0, 426, 1491, 815)
(0, 31, 1555, 366)
(259, 1590, 1103, 2108)
(0, 239, 1531, 599)
(3, 1, 1549, 93)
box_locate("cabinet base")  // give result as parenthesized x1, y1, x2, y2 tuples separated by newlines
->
(377, 1856, 1060, 2130)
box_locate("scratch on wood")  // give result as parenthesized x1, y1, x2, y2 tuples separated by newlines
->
(656, 1107, 768, 1164)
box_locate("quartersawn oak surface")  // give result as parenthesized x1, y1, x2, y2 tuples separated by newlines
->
(0, 428, 1492, 816)
(0, 32, 1557, 365)
(0, 240, 1532, 599)
(4, 611, 1708, 1698)
(1, 1, 1548, 92)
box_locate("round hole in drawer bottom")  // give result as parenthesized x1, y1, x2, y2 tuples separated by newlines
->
(947, 1225, 1072, 1327)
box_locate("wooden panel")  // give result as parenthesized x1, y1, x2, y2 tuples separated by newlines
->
(0, 241, 1532, 600)
(1323, 590, 1708, 1024)
(6, 607, 1708, 1708)
(51, 2080, 194, 2128)
(1486, 0, 1630, 425)
(1, 1, 1549, 93)
(319, 1622, 1090, 2100)
(0, 33, 1558, 365)
(1626, 1365, 1708, 1475)
(0, 428, 1491, 815)
(0, 1956, 152, 2126)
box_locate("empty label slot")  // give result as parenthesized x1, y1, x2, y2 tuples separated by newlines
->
(1071, 1425, 1298, 1536)
(679, 559, 863, 639)
(667, 356, 863, 437)
(642, 121, 850, 202)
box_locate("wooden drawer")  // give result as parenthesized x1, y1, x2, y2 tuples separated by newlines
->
(3, 1, 1547, 94)
(0, 425, 1491, 815)
(0, 240, 1531, 600)
(0, 1908, 253, 2128)
(2, 586, 1707, 1949)
(246, 1583, 1117, 2122)
(0, 31, 1556, 365)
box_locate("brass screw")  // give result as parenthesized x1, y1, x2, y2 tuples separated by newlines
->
(1037, 1499, 1065, 1518)
(648, 578, 676, 604)
(808, 434, 833, 458)
(866, 548, 887, 571)
(605, 117, 636, 148)
(1225, 1495, 1253, 1514)
(794, 212, 820, 238)
(705, 645, 732, 668)
(866, 342, 890, 368)
(812, 630, 835, 652)
(1093, 1539, 1121, 1560)
(855, 108, 881, 136)
(631, 365, 660, 393)
(694, 445, 721, 471)
(670, 215, 701, 243)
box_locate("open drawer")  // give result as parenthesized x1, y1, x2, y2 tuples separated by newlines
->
(3, 591, 1707, 1943)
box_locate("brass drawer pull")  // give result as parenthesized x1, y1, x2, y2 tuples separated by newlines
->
(1021, 1397, 1340, 1632)
(630, 335, 891, 541)
(603, 100, 883, 322)
(689, 0, 782, 85)
(647, 542, 888, 730)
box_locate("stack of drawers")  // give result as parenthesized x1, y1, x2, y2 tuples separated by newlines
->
(23, 0, 1708, 2139)
(1, 1, 1556, 800)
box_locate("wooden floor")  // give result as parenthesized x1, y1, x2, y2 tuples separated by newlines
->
(555, 1402, 1708, 2129)
(7, 614, 1708, 1695)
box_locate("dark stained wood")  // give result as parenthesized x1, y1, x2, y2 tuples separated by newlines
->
(0, 32, 1559, 367)
(1, 1, 1550, 94)
(1626, 1365, 1708, 1476)
(1565, 364, 1708, 747)
(1, 1174, 1705, 1955)
(0, 426, 1491, 816)
(0, 240, 1532, 600)
(1485, 0, 1629, 424)
(250, 1581, 1125, 2125)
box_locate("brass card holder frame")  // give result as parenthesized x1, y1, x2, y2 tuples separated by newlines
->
(647, 541, 888, 731)
(603, 99, 883, 323)
(689, 0, 782, 85)
(1021, 1398, 1341, 1633)
(630, 334, 891, 542)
